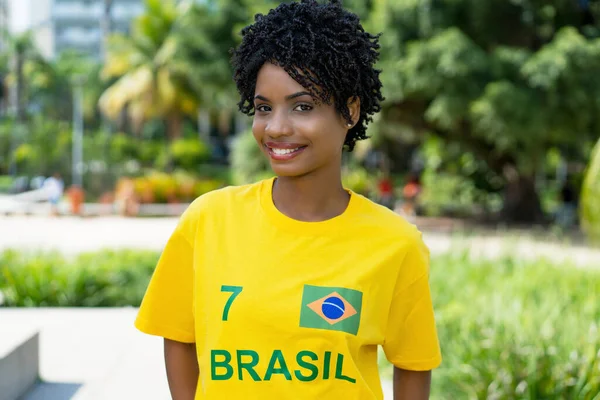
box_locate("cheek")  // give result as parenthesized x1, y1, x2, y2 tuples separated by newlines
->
(252, 119, 264, 140)
(320, 122, 347, 150)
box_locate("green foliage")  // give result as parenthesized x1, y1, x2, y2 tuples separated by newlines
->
(7, 117, 72, 178)
(0, 249, 159, 307)
(418, 136, 503, 217)
(370, 0, 600, 220)
(581, 139, 600, 243)
(230, 130, 271, 185)
(25, 51, 99, 122)
(381, 252, 600, 399)
(342, 166, 372, 196)
(169, 138, 211, 170)
(100, 0, 199, 136)
(0, 176, 14, 193)
(174, 0, 250, 109)
(420, 170, 502, 218)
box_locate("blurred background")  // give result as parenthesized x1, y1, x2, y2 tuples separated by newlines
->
(0, 0, 599, 399)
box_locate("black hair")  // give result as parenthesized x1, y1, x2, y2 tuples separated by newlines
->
(231, 0, 384, 152)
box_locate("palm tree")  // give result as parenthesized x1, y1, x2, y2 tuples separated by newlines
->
(4, 32, 39, 123)
(173, 0, 256, 150)
(1, 31, 41, 175)
(26, 50, 97, 122)
(99, 0, 198, 139)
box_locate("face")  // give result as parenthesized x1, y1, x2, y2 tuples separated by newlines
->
(252, 62, 359, 178)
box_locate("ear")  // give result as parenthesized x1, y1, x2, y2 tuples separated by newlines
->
(346, 96, 361, 128)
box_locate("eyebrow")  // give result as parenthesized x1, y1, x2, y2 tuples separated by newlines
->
(254, 91, 313, 102)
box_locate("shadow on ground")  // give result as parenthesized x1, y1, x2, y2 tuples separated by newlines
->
(20, 382, 82, 400)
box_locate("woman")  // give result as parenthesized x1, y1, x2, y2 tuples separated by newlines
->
(135, 1, 441, 399)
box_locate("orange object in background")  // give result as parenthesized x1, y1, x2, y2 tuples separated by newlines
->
(403, 182, 421, 199)
(67, 185, 85, 216)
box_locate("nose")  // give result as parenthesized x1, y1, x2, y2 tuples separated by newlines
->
(265, 109, 293, 138)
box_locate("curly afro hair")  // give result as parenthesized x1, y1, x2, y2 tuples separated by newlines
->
(231, 0, 384, 152)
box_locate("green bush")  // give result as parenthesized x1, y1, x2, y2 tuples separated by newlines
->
(381, 253, 600, 399)
(0, 175, 13, 193)
(170, 137, 211, 170)
(342, 166, 372, 196)
(230, 130, 271, 185)
(0, 249, 159, 307)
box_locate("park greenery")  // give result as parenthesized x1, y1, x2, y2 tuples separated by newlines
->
(1, 247, 599, 398)
(0, 0, 599, 236)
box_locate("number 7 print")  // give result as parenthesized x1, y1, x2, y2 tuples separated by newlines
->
(221, 285, 243, 321)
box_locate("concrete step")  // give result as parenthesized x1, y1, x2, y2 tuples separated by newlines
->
(0, 327, 40, 400)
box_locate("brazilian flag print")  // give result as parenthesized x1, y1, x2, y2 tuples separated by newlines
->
(299, 285, 363, 335)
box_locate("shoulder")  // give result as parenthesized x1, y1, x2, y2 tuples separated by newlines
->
(352, 194, 429, 276)
(352, 193, 423, 244)
(188, 180, 264, 213)
(175, 179, 266, 238)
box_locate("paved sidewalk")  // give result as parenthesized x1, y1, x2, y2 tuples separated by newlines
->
(0, 308, 393, 400)
(2, 308, 170, 400)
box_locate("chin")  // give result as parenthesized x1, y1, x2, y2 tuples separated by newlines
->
(270, 163, 312, 178)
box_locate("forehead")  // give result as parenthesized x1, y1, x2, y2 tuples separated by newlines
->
(255, 63, 318, 96)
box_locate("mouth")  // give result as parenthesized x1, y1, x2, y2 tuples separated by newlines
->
(265, 142, 308, 161)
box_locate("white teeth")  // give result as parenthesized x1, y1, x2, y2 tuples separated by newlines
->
(272, 148, 299, 155)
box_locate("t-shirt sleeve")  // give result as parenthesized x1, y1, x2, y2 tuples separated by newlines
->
(382, 231, 442, 371)
(134, 208, 197, 343)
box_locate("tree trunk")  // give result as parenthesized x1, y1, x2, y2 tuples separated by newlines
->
(198, 107, 210, 141)
(501, 172, 545, 224)
(15, 51, 25, 123)
(167, 114, 182, 140)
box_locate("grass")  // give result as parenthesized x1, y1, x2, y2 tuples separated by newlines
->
(379, 252, 600, 399)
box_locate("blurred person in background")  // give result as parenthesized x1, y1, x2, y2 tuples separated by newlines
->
(376, 171, 395, 210)
(396, 173, 422, 218)
(134, 1, 441, 399)
(42, 172, 64, 216)
(556, 179, 579, 229)
(115, 177, 140, 217)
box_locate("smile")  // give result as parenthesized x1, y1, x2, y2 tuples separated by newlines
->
(272, 147, 301, 155)
(265, 143, 307, 161)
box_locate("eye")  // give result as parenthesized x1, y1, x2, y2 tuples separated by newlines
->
(294, 104, 313, 112)
(256, 104, 271, 113)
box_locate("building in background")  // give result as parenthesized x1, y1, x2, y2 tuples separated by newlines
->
(0, 0, 8, 53)
(7, 0, 144, 60)
(53, 0, 144, 60)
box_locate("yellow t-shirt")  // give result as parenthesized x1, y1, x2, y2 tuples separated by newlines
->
(135, 177, 441, 399)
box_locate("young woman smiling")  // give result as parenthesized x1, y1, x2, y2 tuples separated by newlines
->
(135, 1, 442, 399)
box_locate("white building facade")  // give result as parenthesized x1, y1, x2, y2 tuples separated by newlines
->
(8, 0, 145, 59)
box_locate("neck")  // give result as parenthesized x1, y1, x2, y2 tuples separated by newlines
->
(272, 167, 350, 222)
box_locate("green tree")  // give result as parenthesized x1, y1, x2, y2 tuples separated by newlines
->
(2, 31, 41, 123)
(370, 0, 600, 222)
(99, 0, 198, 139)
(25, 51, 98, 123)
(173, 0, 249, 141)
